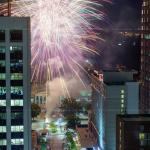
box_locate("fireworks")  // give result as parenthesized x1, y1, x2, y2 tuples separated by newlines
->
(1, 0, 110, 90)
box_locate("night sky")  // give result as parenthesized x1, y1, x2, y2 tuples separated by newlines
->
(93, 0, 142, 71)
(107, 0, 142, 28)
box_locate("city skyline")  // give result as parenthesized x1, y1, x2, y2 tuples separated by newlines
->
(0, 1, 150, 150)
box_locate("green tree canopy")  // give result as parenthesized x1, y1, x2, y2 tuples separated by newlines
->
(61, 97, 81, 115)
(31, 103, 41, 120)
(61, 97, 81, 128)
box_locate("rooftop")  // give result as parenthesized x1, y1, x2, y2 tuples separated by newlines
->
(117, 114, 150, 121)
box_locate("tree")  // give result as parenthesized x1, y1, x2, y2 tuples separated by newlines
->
(61, 97, 81, 128)
(31, 103, 41, 120)
(61, 97, 81, 114)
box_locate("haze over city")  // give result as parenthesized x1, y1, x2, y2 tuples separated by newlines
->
(0, 0, 150, 150)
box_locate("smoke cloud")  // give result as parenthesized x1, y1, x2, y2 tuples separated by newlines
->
(46, 75, 90, 117)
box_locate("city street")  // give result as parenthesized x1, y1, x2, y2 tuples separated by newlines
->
(32, 105, 67, 150)
(49, 134, 65, 150)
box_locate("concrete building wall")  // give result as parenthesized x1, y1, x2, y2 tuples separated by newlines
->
(126, 82, 139, 114)
(105, 85, 124, 150)
(91, 71, 139, 150)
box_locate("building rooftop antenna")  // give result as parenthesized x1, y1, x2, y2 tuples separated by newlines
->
(7, 0, 11, 16)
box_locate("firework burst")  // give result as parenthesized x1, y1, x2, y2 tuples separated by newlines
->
(1, 0, 110, 92)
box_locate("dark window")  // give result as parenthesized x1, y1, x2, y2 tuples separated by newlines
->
(11, 112, 23, 120)
(0, 95, 6, 99)
(0, 59, 5, 72)
(11, 132, 23, 139)
(10, 60, 23, 73)
(11, 119, 23, 125)
(11, 145, 23, 150)
(0, 54, 5, 60)
(10, 51, 23, 60)
(11, 106, 23, 112)
(0, 113, 6, 126)
(0, 69, 5, 73)
(0, 113, 6, 120)
(0, 81, 6, 86)
(11, 80, 23, 86)
(0, 120, 6, 126)
(10, 30, 23, 42)
(10, 46, 23, 60)
(0, 30, 5, 42)
(11, 94, 23, 99)
(0, 133, 6, 139)
(0, 46, 5, 53)
(0, 107, 6, 112)
(0, 146, 6, 150)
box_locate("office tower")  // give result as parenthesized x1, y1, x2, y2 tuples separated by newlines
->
(141, 0, 150, 113)
(89, 70, 139, 150)
(0, 17, 31, 150)
(116, 114, 150, 150)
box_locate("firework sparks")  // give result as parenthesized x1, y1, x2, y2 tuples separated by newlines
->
(0, 0, 110, 93)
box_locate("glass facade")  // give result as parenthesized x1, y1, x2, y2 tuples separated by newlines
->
(0, 26, 27, 150)
(10, 32, 24, 149)
(0, 38, 6, 150)
(141, 0, 150, 113)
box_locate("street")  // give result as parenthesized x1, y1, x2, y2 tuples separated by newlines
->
(49, 134, 65, 150)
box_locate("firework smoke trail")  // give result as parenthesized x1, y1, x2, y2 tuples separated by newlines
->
(7, 0, 110, 94)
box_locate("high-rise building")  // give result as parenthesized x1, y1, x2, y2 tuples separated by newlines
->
(116, 114, 150, 150)
(141, 0, 150, 113)
(0, 17, 31, 150)
(89, 70, 139, 150)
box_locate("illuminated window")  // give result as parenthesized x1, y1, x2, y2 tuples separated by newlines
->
(11, 99, 23, 106)
(121, 99, 124, 103)
(0, 73, 5, 80)
(119, 122, 122, 127)
(10, 46, 22, 51)
(0, 60, 5, 67)
(11, 86, 23, 95)
(119, 144, 121, 150)
(0, 126, 6, 132)
(0, 140, 6, 145)
(11, 139, 24, 145)
(0, 87, 6, 95)
(11, 126, 24, 132)
(11, 73, 23, 80)
(144, 34, 150, 40)
(121, 108, 124, 113)
(139, 133, 146, 146)
(0, 46, 5, 53)
(0, 100, 6, 106)
(142, 18, 144, 22)
(120, 90, 124, 94)
(121, 104, 124, 108)
(121, 95, 124, 99)
(139, 133, 145, 140)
